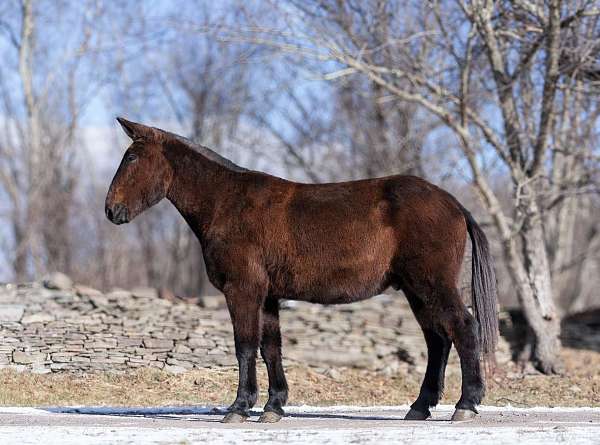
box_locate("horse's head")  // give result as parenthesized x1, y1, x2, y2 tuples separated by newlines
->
(105, 117, 174, 225)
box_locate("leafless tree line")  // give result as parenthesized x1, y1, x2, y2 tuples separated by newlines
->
(0, 0, 599, 372)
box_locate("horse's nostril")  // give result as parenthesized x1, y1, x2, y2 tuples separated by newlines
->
(109, 203, 129, 224)
(118, 205, 129, 222)
(105, 206, 113, 221)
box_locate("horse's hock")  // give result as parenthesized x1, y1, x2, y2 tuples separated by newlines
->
(0, 273, 509, 374)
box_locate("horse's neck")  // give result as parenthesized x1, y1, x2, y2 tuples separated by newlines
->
(166, 143, 241, 235)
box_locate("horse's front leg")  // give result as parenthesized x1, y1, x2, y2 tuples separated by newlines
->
(258, 297, 288, 423)
(222, 285, 265, 423)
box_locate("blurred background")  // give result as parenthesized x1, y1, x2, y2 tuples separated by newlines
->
(0, 1, 599, 368)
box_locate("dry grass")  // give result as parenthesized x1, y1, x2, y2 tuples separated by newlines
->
(0, 347, 598, 408)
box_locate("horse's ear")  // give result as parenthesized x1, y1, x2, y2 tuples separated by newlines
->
(116, 117, 154, 140)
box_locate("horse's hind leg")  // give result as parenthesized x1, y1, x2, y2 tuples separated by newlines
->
(437, 286, 484, 421)
(258, 297, 288, 423)
(404, 291, 451, 420)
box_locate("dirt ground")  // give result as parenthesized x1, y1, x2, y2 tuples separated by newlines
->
(0, 347, 598, 408)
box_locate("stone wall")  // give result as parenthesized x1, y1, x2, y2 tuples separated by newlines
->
(0, 273, 510, 374)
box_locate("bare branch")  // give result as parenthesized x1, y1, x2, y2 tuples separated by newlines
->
(530, 0, 562, 176)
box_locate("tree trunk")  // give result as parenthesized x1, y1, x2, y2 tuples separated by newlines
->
(513, 192, 563, 374)
(13, 222, 28, 283)
(566, 223, 600, 313)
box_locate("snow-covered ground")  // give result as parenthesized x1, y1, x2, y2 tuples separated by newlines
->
(1, 405, 598, 444)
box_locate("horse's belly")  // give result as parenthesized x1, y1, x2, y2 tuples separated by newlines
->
(269, 224, 396, 302)
(271, 260, 391, 304)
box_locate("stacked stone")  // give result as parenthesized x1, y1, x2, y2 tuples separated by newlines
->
(0, 273, 509, 374)
(281, 297, 426, 374)
(0, 275, 235, 374)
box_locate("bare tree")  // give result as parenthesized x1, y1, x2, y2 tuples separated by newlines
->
(0, 0, 107, 280)
(243, 1, 428, 181)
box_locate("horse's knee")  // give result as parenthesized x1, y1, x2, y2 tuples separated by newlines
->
(442, 310, 479, 347)
(260, 348, 280, 367)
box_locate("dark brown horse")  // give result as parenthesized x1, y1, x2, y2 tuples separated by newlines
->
(106, 117, 498, 423)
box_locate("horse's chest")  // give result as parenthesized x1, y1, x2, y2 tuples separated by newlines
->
(200, 242, 243, 291)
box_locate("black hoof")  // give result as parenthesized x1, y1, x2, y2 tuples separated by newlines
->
(404, 408, 431, 420)
(451, 409, 478, 421)
(221, 412, 248, 423)
(259, 411, 283, 423)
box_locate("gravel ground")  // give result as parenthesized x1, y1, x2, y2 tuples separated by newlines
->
(0, 405, 598, 444)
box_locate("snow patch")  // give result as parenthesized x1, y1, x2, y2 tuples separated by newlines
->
(0, 425, 598, 445)
(25, 404, 600, 416)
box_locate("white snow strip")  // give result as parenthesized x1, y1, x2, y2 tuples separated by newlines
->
(288, 404, 600, 413)
(0, 407, 52, 415)
(1, 404, 599, 416)
(0, 425, 598, 445)
(0, 405, 597, 444)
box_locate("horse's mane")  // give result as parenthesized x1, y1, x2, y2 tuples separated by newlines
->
(162, 129, 249, 173)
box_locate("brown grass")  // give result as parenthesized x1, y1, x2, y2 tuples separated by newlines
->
(0, 348, 598, 408)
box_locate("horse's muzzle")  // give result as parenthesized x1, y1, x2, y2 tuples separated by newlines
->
(105, 203, 129, 225)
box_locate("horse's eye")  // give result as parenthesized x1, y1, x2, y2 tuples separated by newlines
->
(126, 153, 138, 163)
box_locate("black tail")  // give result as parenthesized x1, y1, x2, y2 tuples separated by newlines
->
(461, 206, 498, 366)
